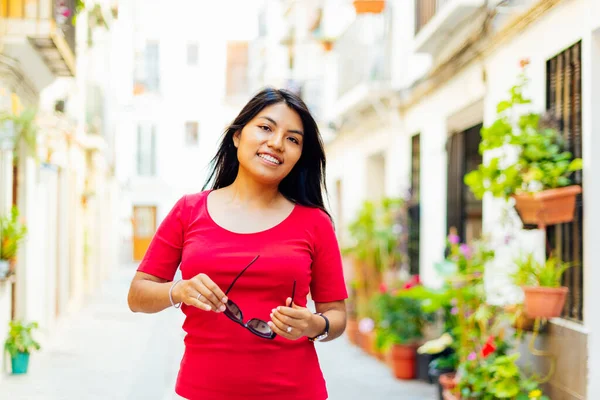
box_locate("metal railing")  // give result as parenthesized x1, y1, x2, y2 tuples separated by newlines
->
(335, 12, 391, 99)
(415, 0, 452, 35)
(1, 0, 76, 56)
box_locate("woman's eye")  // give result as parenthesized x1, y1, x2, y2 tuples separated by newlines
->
(260, 125, 271, 132)
(288, 137, 300, 144)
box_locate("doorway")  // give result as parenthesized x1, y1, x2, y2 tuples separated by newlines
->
(446, 124, 483, 243)
(132, 205, 157, 261)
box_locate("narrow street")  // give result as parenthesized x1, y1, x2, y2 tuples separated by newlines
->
(1, 265, 437, 400)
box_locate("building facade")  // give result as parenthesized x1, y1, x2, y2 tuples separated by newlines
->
(252, 0, 600, 398)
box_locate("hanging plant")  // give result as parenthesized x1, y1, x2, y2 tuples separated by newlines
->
(464, 60, 583, 227)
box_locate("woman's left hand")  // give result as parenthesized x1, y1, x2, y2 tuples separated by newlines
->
(268, 298, 322, 340)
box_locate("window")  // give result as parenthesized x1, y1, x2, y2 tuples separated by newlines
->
(187, 43, 199, 66)
(226, 42, 249, 97)
(134, 41, 160, 94)
(137, 125, 156, 176)
(185, 122, 199, 146)
(546, 41, 583, 322)
(408, 134, 421, 275)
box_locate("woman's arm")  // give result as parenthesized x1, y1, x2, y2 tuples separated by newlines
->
(312, 300, 346, 342)
(128, 272, 175, 313)
(128, 271, 229, 314)
(269, 299, 347, 341)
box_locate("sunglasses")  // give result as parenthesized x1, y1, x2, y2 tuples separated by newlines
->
(223, 255, 296, 339)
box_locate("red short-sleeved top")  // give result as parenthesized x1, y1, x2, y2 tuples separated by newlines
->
(137, 190, 348, 400)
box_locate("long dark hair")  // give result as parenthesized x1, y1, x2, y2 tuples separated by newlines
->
(203, 87, 330, 217)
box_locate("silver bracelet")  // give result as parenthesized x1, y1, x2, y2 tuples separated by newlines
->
(169, 279, 182, 308)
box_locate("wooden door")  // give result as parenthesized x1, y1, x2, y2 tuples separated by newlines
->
(132, 206, 156, 261)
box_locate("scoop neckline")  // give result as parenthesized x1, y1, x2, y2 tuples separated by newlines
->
(204, 190, 299, 235)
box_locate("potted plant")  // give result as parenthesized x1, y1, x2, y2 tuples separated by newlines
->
(464, 60, 582, 228)
(457, 345, 549, 400)
(0, 108, 38, 161)
(512, 253, 572, 319)
(0, 206, 27, 279)
(374, 291, 431, 380)
(4, 320, 41, 374)
(353, 0, 385, 14)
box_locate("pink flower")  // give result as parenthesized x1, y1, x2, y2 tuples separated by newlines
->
(448, 234, 460, 245)
(379, 283, 388, 294)
(459, 244, 472, 259)
(467, 352, 477, 361)
(451, 307, 459, 315)
(403, 275, 421, 290)
(62, 8, 71, 18)
(358, 318, 374, 333)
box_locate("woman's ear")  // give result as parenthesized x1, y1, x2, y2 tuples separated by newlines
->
(232, 130, 241, 148)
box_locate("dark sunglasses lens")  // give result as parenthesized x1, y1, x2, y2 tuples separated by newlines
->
(247, 319, 272, 336)
(224, 301, 242, 321)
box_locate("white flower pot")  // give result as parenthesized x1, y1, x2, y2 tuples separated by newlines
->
(0, 260, 9, 279)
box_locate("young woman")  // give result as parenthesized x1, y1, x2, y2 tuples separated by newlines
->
(127, 88, 348, 400)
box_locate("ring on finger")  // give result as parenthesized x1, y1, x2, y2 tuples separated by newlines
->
(286, 326, 292, 333)
(196, 293, 203, 301)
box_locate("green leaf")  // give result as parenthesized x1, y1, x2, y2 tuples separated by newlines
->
(568, 158, 583, 171)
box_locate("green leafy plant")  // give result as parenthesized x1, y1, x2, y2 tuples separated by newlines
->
(4, 320, 41, 358)
(0, 206, 27, 261)
(372, 290, 432, 350)
(464, 60, 582, 200)
(343, 197, 405, 318)
(458, 350, 548, 400)
(512, 253, 572, 288)
(0, 108, 38, 162)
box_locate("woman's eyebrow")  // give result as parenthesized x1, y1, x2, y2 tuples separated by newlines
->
(259, 116, 304, 136)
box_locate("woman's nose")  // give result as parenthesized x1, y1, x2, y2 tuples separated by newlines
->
(268, 132, 284, 150)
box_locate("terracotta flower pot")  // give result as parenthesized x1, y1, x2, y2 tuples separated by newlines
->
(353, 0, 385, 14)
(346, 318, 359, 345)
(512, 185, 581, 227)
(388, 344, 416, 380)
(523, 286, 569, 318)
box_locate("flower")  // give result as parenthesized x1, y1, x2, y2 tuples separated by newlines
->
(450, 307, 459, 315)
(481, 336, 497, 358)
(528, 390, 542, 399)
(379, 282, 388, 293)
(358, 318, 374, 334)
(520, 58, 530, 68)
(459, 244, 472, 259)
(467, 352, 477, 361)
(448, 234, 460, 245)
(402, 275, 421, 289)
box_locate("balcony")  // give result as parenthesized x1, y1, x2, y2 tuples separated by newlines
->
(414, 0, 485, 55)
(331, 12, 391, 119)
(1, 0, 76, 86)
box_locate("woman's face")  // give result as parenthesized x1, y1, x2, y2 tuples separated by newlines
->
(233, 102, 304, 186)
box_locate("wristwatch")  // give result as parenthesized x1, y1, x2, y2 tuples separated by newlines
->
(309, 313, 329, 342)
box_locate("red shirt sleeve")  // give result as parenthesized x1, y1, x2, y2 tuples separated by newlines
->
(137, 195, 188, 281)
(309, 209, 348, 303)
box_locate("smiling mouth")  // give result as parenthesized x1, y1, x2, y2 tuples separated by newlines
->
(258, 153, 282, 165)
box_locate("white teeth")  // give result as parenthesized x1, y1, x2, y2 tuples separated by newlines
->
(258, 154, 281, 164)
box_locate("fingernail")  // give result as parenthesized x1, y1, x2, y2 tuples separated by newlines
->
(272, 308, 276, 313)
(219, 305, 226, 312)
(222, 297, 228, 303)
(270, 313, 274, 318)
(277, 307, 281, 311)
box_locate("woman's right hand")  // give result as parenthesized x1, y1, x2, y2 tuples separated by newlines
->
(172, 274, 228, 312)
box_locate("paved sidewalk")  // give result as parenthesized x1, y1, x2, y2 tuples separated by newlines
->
(1, 265, 437, 400)
(1, 266, 184, 400)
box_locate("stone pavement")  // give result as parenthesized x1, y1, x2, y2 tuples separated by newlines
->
(1, 265, 437, 400)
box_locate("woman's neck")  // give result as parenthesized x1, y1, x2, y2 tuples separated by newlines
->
(224, 173, 282, 209)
